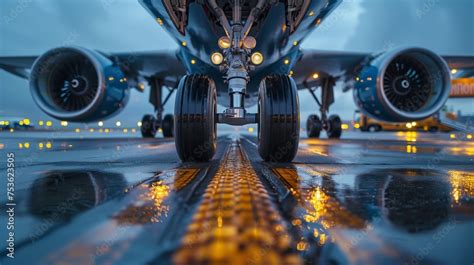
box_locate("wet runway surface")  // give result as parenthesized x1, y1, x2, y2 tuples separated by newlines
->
(0, 131, 473, 265)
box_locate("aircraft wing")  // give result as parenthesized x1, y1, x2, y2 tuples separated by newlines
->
(0, 50, 186, 83)
(292, 49, 474, 90)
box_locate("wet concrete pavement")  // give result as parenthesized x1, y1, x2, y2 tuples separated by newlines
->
(0, 131, 473, 265)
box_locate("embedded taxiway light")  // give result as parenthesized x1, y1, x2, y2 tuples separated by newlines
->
(38, 120, 44, 126)
(406, 123, 412, 129)
(116, 121, 122, 127)
(309, 11, 315, 16)
(284, 59, 290, 65)
(98, 121, 104, 127)
(251, 52, 264, 65)
(190, 59, 196, 65)
(181, 41, 187, 47)
(293, 41, 299, 46)
(312, 73, 319, 79)
(46, 121, 52, 127)
(137, 121, 142, 127)
(451, 69, 458, 75)
(108, 76, 115, 81)
(248, 127, 254, 133)
(341, 124, 349, 130)
(23, 119, 30, 125)
(243, 36, 257, 49)
(60, 121, 68, 127)
(467, 134, 473, 139)
(211, 52, 224, 65)
(218, 36, 231, 49)
(75, 128, 81, 133)
(450, 134, 456, 139)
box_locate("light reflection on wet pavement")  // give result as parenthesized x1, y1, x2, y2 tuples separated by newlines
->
(0, 131, 472, 265)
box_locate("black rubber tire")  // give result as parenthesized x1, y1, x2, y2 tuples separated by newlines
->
(306, 114, 322, 138)
(141, 114, 157, 138)
(368, 124, 381, 132)
(162, 114, 174, 138)
(327, 115, 342, 139)
(174, 75, 217, 162)
(258, 75, 300, 162)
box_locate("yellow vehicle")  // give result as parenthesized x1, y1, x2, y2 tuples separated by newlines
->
(353, 110, 455, 132)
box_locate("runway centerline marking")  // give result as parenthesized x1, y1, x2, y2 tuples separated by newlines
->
(174, 141, 301, 265)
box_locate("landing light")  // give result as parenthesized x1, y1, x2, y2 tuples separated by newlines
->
(251, 52, 264, 65)
(451, 69, 458, 75)
(243, 36, 257, 49)
(312, 73, 319, 79)
(218, 36, 231, 49)
(211, 52, 224, 65)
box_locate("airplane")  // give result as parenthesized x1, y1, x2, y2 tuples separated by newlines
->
(1, 0, 474, 162)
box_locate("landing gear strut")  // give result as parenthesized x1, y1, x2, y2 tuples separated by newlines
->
(306, 77, 342, 139)
(141, 77, 176, 138)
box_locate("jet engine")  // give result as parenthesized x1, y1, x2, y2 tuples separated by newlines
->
(353, 47, 451, 122)
(29, 47, 130, 122)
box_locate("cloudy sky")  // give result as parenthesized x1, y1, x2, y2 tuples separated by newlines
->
(1, 0, 473, 127)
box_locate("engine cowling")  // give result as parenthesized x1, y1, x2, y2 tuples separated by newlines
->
(29, 47, 130, 122)
(353, 47, 451, 122)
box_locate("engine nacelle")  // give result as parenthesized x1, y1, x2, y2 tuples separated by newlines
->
(30, 47, 130, 122)
(353, 47, 451, 122)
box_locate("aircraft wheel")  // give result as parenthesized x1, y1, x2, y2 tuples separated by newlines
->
(326, 114, 342, 139)
(162, 114, 174, 138)
(175, 75, 217, 162)
(306, 114, 322, 138)
(258, 75, 300, 162)
(141, 114, 157, 138)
